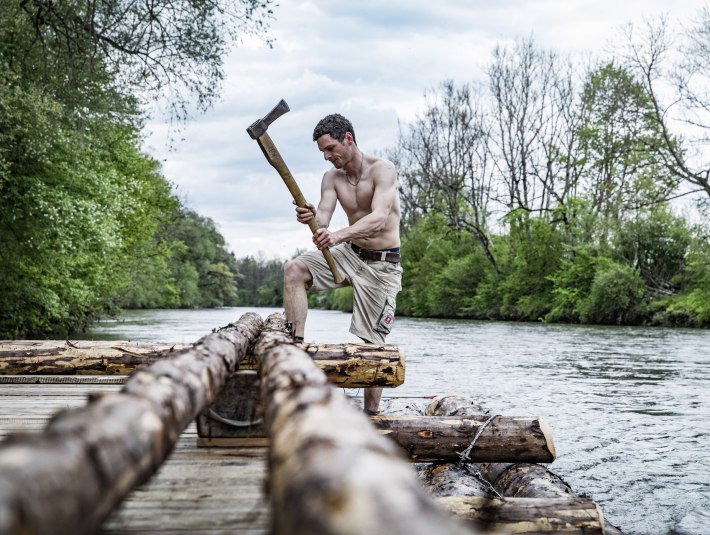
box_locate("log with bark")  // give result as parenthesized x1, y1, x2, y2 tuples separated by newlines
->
(0, 341, 187, 375)
(0, 340, 405, 388)
(297, 342, 405, 387)
(252, 313, 472, 535)
(371, 415, 556, 463)
(437, 495, 605, 534)
(424, 393, 624, 535)
(0, 313, 264, 535)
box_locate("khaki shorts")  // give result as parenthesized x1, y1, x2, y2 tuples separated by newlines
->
(296, 243, 403, 344)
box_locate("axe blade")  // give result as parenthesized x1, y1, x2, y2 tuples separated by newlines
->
(246, 99, 290, 139)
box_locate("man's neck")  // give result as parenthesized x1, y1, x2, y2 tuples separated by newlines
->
(343, 148, 363, 178)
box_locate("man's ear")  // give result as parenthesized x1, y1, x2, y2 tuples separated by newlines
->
(344, 131, 354, 145)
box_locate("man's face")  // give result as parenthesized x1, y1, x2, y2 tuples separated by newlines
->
(316, 133, 350, 168)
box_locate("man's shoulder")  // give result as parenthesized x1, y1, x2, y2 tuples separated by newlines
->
(322, 167, 342, 183)
(369, 157, 397, 182)
(368, 154, 395, 167)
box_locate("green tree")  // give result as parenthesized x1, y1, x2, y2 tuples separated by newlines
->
(546, 245, 603, 323)
(233, 255, 284, 307)
(0, 75, 177, 335)
(7, 0, 274, 123)
(164, 208, 239, 308)
(613, 208, 691, 297)
(497, 215, 565, 320)
(577, 62, 678, 228)
(0, 0, 273, 336)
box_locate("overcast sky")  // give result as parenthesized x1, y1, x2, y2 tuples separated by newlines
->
(143, 1, 705, 261)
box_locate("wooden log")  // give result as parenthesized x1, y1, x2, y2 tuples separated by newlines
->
(426, 394, 624, 535)
(0, 313, 264, 535)
(372, 415, 556, 463)
(297, 342, 405, 387)
(0, 341, 405, 388)
(437, 496, 605, 534)
(425, 394, 574, 498)
(0, 341, 187, 375)
(253, 313, 473, 535)
(419, 463, 492, 498)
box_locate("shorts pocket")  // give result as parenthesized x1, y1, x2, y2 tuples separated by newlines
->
(375, 299, 396, 335)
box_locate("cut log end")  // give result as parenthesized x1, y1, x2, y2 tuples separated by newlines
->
(538, 417, 556, 461)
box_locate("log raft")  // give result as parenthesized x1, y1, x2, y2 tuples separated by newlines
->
(423, 393, 624, 534)
(0, 313, 623, 535)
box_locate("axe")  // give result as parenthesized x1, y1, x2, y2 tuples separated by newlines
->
(247, 100, 344, 283)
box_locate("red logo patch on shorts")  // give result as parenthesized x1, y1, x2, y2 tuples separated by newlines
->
(383, 314, 393, 325)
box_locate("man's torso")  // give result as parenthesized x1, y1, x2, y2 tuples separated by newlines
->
(330, 156, 401, 250)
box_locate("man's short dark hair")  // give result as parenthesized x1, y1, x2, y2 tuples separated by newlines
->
(312, 114, 357, 144)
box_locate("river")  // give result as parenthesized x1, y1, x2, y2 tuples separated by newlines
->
(81, 307, 710, 535)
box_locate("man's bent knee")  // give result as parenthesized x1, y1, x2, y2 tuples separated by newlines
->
(283, 259, 311, 286)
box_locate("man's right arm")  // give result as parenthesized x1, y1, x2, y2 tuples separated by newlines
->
(295, 172, 336, 228)
(315, 173, 337, 228)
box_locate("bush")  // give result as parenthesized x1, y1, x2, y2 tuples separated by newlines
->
(314, 287, 354, 312)
(579, 260, 647, 324)
(546, 246, 600, 323)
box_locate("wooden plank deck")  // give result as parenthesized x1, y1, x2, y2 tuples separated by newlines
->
(0, 378, 272, 534)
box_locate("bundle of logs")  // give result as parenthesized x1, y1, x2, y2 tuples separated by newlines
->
(0, 312, 622, 535)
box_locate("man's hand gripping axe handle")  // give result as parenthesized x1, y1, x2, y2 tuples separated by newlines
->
(247, 99, 344, 283)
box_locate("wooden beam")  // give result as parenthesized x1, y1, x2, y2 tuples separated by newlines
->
(437, 496, 605, 533)
(253, 313, 473, 535)
(372, 415, 556, 463)
(0, 341, 405, 388)
(0, 313, 263, 535)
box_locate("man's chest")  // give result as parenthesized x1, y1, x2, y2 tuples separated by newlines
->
(336, 183, 374, 213)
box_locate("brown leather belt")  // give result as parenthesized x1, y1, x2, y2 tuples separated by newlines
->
(350, 243, 401, 263)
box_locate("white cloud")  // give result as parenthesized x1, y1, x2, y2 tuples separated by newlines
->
(143, 0, 704, 259)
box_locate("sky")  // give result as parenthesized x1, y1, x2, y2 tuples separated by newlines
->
(143, 1, 706, 261)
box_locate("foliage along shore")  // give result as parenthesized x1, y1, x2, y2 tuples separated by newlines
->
(3, 2, 709, 337)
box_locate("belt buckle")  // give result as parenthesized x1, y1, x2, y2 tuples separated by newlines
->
(379, 251, 386, 261)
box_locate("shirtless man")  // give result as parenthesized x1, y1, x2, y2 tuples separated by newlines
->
(283, 113, 402, 415)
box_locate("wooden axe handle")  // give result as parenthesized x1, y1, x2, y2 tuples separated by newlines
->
(256, 133, 345, 284)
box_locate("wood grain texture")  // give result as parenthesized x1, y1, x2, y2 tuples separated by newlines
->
(372, 414, 556, 463)
(0, 340, 405, 388)
(0, 313, 264, 535)
(437, 495, 604, 533)
(253, 313, 473, 535)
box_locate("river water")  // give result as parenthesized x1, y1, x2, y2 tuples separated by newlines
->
(82, 307, 710, 535)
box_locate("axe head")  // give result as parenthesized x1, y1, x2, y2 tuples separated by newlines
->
(246, 99, 290, 139)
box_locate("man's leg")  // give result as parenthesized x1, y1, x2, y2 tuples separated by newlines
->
(360, 337, 383, 415)
(283, 259, 312, 339)
(364, 387, 383, 415)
